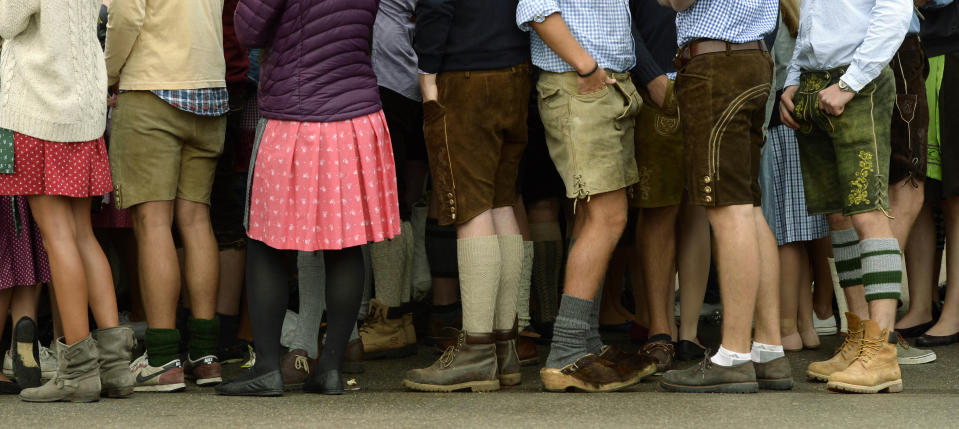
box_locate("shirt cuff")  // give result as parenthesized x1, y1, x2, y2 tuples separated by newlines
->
(784, 70, 801, 89)
(840, 66, 871, 93)
(516, 0, 560, 31)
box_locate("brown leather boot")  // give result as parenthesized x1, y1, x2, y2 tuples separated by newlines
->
(493, 328, 521, 386)
(403, 330, 499, 392)
(827, 320, 902, 394)
(517, 334, 539, 366)
(807, 312, 862, 381)
(342, 338, 365, 374)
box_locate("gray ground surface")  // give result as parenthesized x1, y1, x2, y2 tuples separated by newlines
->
(1, 331, 957, 428)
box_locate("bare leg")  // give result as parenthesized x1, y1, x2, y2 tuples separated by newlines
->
(175, 199, 219, 320)
(9, 284, 41, 335)
(72, 199, 119, 329)
(132, 201, 180, 329)
(677, 203, 710, 344)
(796, 254, 820, 348)
(563, 191, 628, 301)
(778, 242, 803, 350)
(889, 179, 924, 250)
(897, 202, 937, 329)
(924, 197, 959, 336)
(752, 207, 781, 347)
(637, 205, 680, 338)
(599, 246, 633, 326)
(216, 247, 246, 317)
(810, 237, 835, 320)
(707, 204, 761, 353)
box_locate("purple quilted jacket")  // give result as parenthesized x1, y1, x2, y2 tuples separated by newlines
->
(235, 0, 381, 122)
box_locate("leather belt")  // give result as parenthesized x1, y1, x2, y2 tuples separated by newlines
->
(674, 40, 768, 69)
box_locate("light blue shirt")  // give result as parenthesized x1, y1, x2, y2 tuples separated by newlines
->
(910, 0, 954, 33)
(516, 0, 635, 73)
(785, 0, 913, 92)
(675, 0, 779, 47)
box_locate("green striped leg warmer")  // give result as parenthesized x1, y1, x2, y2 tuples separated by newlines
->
(860, 238, 903, 302)
(831, 228, 863, 288)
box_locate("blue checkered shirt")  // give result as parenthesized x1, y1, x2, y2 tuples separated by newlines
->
(516, 0, 635, 73)
(675, 0, 778, 48)
(151, 88, 230, 117)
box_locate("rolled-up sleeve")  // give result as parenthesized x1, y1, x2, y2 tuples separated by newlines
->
(841, 0, 912, 91)
(414, 0, 456, 74)
(516, 0, 561, 32)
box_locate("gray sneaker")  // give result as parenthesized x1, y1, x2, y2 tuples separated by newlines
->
(896, 333, 936, 365)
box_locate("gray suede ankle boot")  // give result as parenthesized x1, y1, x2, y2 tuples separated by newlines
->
(20, 336, 101, 403)
(93, 327, 136, 397)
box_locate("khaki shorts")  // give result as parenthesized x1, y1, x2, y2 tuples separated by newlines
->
(424, 65, 530, 226)
(536, 71, 642, 200)
(109, 91, 226, 209)
(632, 79, 685, 208)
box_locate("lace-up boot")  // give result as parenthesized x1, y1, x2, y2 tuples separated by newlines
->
(827, 319, 902, 393)
(403, 330, 499, 392)
(807, 312, 863, 381)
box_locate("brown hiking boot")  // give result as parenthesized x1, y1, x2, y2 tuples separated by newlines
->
(540, 354, 642, 393)
(403, 330, 499, 392)
(359, 300, 415, 359)
(755, 356, 794, 390)
(600, 345, 657, 379)
(517, 334, 539, 366)
(660, 358, 758, 393)
(641, 341, 675, 373)
(807, 312, 863, 381)
(493, 328, 521, 387)
(342, 339, 365, 374)
(280, 349, 315, 388)
(827, 320, 902, 394)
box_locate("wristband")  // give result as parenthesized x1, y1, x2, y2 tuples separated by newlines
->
(577, 62, 599, 78)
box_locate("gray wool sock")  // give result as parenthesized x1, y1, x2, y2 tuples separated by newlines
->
(545, 294, 593, 369)
(291, 251, 326, 359)
(586, 282, 604, 354)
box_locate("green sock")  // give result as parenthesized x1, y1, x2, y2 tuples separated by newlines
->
(188, 317, 220, 359)
(145, 328, 181, 367)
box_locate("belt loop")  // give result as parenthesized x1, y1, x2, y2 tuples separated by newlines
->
(465, 71, 471, 79)
(725, 42, 732, 56)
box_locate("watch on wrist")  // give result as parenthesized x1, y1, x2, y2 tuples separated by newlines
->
(838, 80, 857, 94)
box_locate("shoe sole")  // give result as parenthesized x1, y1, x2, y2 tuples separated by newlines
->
(195, 377, 223, 387)
(499, 373, 522, 387)
(659, 380, 759, 394)
(806, 369, 832, 382)
(216, 389, 283, 397)
(20, 393, 101, 403)
(827, 379, 903, 393)
(134, 382, 187, 393)
(403, 379, 500, 392)
(757, 377, 794, 390)
(540, 370, 641, 393)
(898, 354, 936, 365)
(519, 356, 539, 366)
(364, 344, 417, 360)
(102, 386, 135, 398)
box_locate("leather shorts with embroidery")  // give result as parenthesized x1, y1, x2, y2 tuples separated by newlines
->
(792, 66, 895, 216)
(632, 79, 685, 208)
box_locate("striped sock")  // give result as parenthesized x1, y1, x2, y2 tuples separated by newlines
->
(860, 238, 903, 302)
(831, 228, 863, 288)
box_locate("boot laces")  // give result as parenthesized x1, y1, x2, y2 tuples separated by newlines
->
(853, 335, 883, 364)
(359, 306, 385, 335)
(696, 350, 713, 379)
(834, 328, 862, 358)
(439, 333, 465, 368)
(294, 355, 311, 374)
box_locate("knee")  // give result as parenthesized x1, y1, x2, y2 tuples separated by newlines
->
(850, 211, 889, 237)
(826, 213, 851, 231)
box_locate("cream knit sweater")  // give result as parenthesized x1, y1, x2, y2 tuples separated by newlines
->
(0, 0, 107, 142)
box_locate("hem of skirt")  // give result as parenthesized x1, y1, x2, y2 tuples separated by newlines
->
(0, 187, 112, 199)
(246, 227, 400, 252)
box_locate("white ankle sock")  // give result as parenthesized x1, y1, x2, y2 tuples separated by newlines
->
(710, 346, 752, 367)
(750, 341, 785, 363)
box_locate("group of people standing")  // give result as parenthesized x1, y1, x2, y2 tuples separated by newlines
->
(0, 0, 956, 404)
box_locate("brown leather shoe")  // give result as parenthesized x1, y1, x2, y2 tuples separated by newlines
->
(660, 358, 758, 393)
(600, 345, 657, 379)
(280, 349, 315, 388)
(754, 356, 794, 390)
(827, 320, 902, 394)
(403, 330, 499, 392)
(493, 329, 521, 386)
(540, 354, 642, 393)
(517, 334, 539, 366)
(807, 312, 863, 381)
(641, 341, 675, 374)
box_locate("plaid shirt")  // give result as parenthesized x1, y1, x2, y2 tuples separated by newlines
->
(675, 0, 778, 48)
(151, 88, 230, 117)
(516, 0, 635, 73)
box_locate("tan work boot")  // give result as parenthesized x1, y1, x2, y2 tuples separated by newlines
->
(359, 300, 415, 359)
(807, 312, 863, 381)
(493, 327, 521, 386)
(827, 320, 902, 393)
(403, 330, 499, 392)
(92, 327, 136, 397)
(402, 312, 417, 345)
(20, 336, 101, 403)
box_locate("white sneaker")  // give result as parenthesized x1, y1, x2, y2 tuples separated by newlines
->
(813, 312, 838, 336)
(2, 346, 57, 380)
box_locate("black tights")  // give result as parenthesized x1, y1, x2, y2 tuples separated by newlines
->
(246, 239, 366, 374)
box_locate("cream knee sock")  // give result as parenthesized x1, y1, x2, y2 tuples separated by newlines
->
(494, 235, 524, 331)
(458, 236, 502, 334)
(516, 241, 535, 331)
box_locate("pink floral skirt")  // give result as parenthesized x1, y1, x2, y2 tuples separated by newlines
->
(247, 110, 400, 251)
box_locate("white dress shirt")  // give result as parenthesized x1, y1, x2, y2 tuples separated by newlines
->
(784, 0, 913, 92)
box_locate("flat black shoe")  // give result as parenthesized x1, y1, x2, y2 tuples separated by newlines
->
(304, 369, 343, 395)
(0, 380, 21, 395)
(915, 331, 959, 347)
(215, 369, 283, 396)
(676, 340, 706, 361)
(896, 320, 935, 338)
(12, 317, 41, 389)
